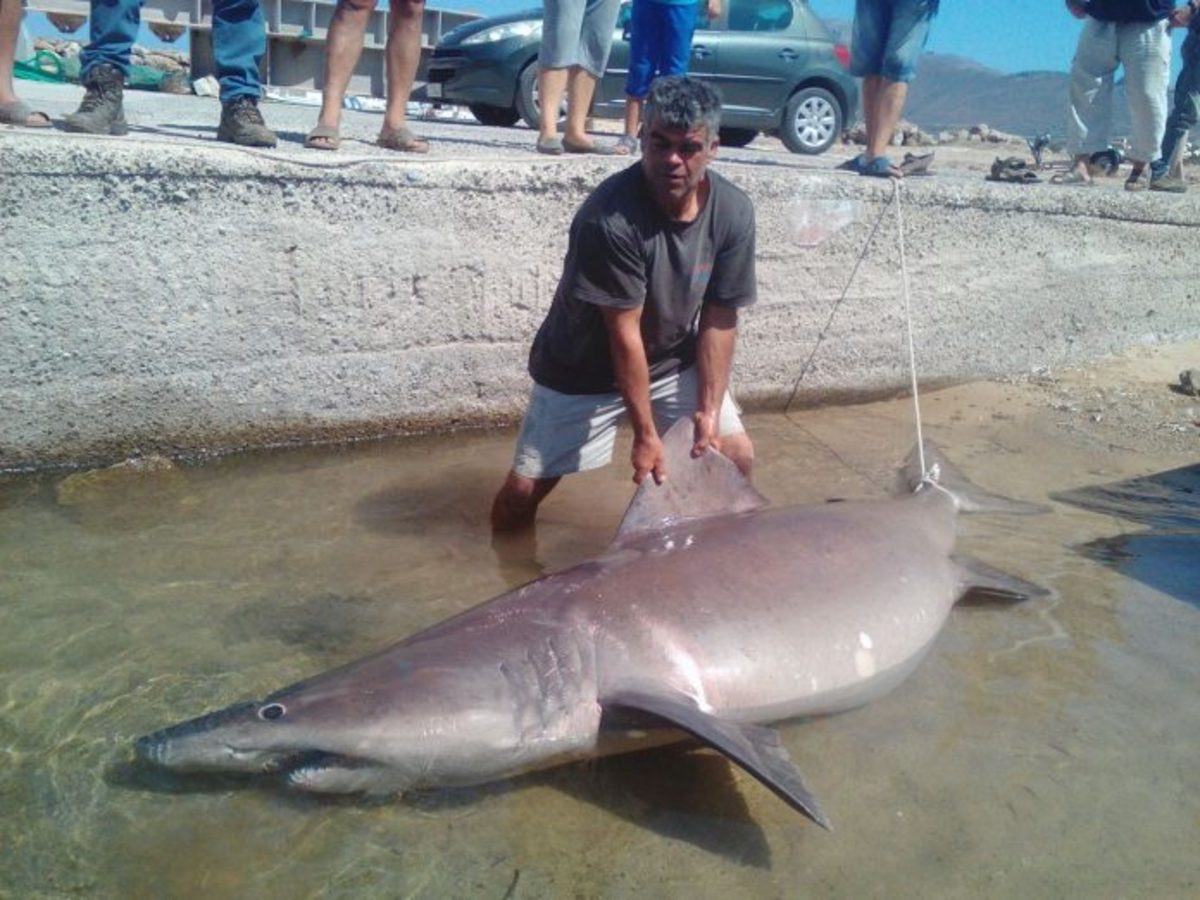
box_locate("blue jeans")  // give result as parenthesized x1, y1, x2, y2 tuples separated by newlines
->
(1155, 28, 1200, 176)
(81, 0, 265, 103)
(850, 0, 936, 83)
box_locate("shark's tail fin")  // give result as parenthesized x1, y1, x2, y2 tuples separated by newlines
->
(899, 442, 1050, 516)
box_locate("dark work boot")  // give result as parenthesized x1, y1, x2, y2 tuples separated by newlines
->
(63, 64, 128, 135)
(217, 96, 277, 147)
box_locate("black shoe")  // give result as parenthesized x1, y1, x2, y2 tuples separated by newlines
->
(63, 63, 128, 135)
(217, 96, 277, 148)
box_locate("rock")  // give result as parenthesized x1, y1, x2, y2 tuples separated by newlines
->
(1179, 369, 1200, 396)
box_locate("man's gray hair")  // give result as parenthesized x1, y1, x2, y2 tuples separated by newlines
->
(643, 76, 722, 139)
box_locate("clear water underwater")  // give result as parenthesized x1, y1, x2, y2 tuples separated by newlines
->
(1, 390, 1197, 899)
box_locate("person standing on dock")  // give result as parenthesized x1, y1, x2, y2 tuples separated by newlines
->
(64, 0, 277, 146)
(304, 0, 428, 153)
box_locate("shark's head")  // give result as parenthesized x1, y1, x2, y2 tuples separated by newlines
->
(133, 645, 597, 794)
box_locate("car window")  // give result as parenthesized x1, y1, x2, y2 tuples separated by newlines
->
(727, 0, 794, 32)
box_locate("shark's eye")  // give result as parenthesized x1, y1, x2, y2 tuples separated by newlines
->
(258, 703, 287, 721)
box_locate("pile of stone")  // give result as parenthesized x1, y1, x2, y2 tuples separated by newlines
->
(842, 120, 1025, 148)
(32, 37, 189, 76)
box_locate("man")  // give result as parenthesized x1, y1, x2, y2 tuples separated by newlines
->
(0, 0, 50, 127)
(537, 0, 627, 154)
(1056, 0, 1172, 189)
(620, 0, 720, 154)
(1150, 0, 1200, 191)
(492, 75, 755, 531)
(64, 0, 276, 146)
(304, 0, 427, 152)
(844, 0, 938, 178)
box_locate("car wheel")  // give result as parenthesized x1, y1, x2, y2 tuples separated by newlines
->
(516, 62, 566, 130)
(719, 127, 758, 148)
(780, 86, 842, 155)
(469, 103, 520, 127)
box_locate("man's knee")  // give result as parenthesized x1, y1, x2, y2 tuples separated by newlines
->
(491, 472, 560, 532)
(337, 0, 377, 16)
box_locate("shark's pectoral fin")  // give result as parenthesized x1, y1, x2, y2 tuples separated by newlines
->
(954, 553, 1050, 603)
(602, 689, 831, 830)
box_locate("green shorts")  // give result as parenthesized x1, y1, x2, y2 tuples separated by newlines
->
(511, 366, 745, 479)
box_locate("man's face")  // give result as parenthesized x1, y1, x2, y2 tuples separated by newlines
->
(640, 119, 718, 212)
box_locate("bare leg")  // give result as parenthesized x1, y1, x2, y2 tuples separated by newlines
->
(563, 66, 598, 146)
(538, 66, 568, 141)
(491, 472, 562, 532)
(313, 0, 376, 140)
(865, 76, 907, 174)
(623, 95, 643, 140)
(0, 0, 20, 104)
(381, 0, 424, 136)
(861, 74, 881, 151)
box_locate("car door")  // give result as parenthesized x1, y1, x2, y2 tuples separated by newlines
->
(594, 2, 719, 116)
(706, 0, 807, 123)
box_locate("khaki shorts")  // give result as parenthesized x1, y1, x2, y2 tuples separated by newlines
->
(511, 366, 745, 479)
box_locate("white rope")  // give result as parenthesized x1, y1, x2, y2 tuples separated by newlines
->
(891, 178, 931, 483)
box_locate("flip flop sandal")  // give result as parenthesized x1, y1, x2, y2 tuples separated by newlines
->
(0, 100, 52, 128)
(898, 151, 935, 176)
(304, 123, 341, 151)
(859, 155, 900, 178)
(835, 153, 865, 173)
(1050, 170, 1093, 187)
(535, 135, 564, 155)
(377, 125, 429, 154)
(562, 137, 626, 155)
(1124, 170, 1150, 192)
(616, 134, 638, 154)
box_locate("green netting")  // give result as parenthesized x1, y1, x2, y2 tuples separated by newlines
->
(14, 51, 178, 90)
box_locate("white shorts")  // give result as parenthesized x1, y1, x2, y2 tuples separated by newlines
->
(511, 366, 745, 479)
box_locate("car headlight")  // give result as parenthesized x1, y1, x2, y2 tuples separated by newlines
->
(462, 20, 542, 45)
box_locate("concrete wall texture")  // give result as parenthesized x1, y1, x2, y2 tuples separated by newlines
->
(3, 133, 1198, 471)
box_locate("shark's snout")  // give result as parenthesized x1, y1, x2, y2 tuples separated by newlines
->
(134, 733, 164, 765)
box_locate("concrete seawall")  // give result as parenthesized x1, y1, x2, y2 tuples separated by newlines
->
(3, 125, 1198, 471)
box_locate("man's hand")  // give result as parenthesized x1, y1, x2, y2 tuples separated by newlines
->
(706, 0, 721, 20)
(632, 431, 666, 484)
(1170, 3, 1195, 28)
(691, 410, 721, 459)
(1066, 0, 1088, 19)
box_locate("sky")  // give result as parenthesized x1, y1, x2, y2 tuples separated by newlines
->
(462, 0, 1189, 76)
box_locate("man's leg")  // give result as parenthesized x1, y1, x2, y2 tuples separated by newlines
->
(1153, 33, 1200, 189)
(64, 0, 138, 133)
(563, 65, 598, 147)
(1117, 19, 1171, 185)
(1066, 19, 1118, 180)
(0, 0, 48, 124)
(378, 0, 427, 149)
(311, 0, 376, 145)
(212, 0, 276, 146)
(491, 473, 562, 532)
(864, 77, 907, 163)
(538, 66, 569, 141)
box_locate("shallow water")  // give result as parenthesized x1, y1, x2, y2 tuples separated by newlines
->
(2, 393, 1198, 899)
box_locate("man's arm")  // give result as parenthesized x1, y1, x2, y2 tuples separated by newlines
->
(601, 305, 666, 484)
(693, 303, 738, 457)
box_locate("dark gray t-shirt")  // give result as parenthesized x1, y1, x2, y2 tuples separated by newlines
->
(528, 164, 757, 395)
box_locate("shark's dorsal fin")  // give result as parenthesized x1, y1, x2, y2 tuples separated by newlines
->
(614, 418, 768, 542)
(601, 689, 831, 829)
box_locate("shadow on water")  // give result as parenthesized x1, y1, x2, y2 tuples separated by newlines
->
(223, 591, 392, 654)
(1051, 464, 1200, 606)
